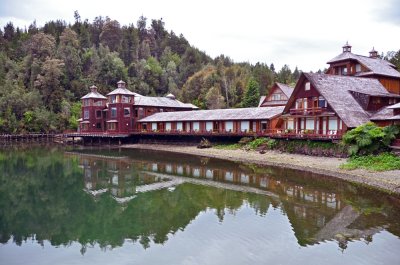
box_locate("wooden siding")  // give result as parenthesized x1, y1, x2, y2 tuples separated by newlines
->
(379, 78, 400, 94)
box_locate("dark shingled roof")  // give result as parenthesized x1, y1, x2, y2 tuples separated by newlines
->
(327, 52, 400, 78)
(300, 73, 395, 127)
(81, 91, 107, 100)
(138, 106, 284, 122)
(276, 83, 294, 98)
(388, 102, 400, 109)
(134, 95, 199, 109)
(107, 87, 137, 96)
(370, 107, 400, 121)
(258, 96, 266, 107)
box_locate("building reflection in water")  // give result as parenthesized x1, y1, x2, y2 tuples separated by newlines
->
(65, 150, 400, 250)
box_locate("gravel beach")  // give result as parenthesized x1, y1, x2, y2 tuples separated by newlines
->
(122, 144, 400, 195)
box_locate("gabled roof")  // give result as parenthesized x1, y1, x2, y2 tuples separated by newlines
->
(259, 83, 294, 107)
(327, 52, 400, 78)
(134, 95, 199, 109)
(276, 83, 294, 98)
(138, 106, 284, 122)
(81, 91, 107, 100)
(284, 73, 397, 127)
(258, 96, 266, 107)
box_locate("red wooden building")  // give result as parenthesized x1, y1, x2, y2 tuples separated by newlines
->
(74, 43, 400, 142)
(79, 80, 198, 134)
(326, 42, 400, 94)
(80, 85, 107, 132)
(258, 83, 294, 107)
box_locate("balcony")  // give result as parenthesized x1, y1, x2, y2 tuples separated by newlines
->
(289, 107, 325, 115)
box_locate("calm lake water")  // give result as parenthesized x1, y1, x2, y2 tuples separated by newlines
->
(1, 145, 400, 265)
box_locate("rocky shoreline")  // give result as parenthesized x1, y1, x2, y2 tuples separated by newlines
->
(122, 143, 400, 195)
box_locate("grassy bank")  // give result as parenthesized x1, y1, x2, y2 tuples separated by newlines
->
(214, 137, 348, 158)
(340, 153, 400, 171)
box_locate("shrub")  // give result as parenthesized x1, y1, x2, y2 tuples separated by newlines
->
(238, 137, 253, 145)
(248, 138, 268, 149)
(342, 122, 399, 156)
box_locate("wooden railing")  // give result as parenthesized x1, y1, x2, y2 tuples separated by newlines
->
(63, 128, 344, 140)
(289, 107, 326, 115)
(131, 129, 345, 139)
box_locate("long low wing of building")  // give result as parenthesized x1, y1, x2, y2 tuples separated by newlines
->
(137, 106, 284, 134)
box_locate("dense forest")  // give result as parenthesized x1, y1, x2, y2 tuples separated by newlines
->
(0, 12, 399, 133)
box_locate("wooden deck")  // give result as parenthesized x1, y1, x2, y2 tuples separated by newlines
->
(130, 129, 343, 140)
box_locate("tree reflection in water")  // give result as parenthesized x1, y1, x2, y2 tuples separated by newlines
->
(0, 146, 399, 254)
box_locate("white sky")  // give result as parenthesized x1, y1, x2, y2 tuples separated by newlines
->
(1, 0, 400, 72)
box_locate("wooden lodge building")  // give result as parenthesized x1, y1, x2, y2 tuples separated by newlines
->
(79, 80, 198, 134)
(72, 43, 400, 142)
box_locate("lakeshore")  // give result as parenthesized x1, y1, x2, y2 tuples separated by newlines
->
(122, 143, 400, 195)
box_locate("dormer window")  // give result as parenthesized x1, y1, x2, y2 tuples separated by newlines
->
(355, 64, 361, 73)
(341, 67, 348, 76)
(305, 82, 310, 91)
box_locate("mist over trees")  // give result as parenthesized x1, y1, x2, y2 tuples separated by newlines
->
(4, 12, 398, 133)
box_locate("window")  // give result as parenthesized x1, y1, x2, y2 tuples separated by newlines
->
(355, 64, 361, 73)
(318, 96, 327, 108)
(84, 110, 89, 119)
(111, 107, 117, 118)
(389, 98, 396, 105)
(160, 109, 164, 112)
(341, 67, 348, 76)
(261, 121, 267, 131)
(83, 99, 90, 106)
(124, 107, 130, 117)
(94, 100, 103, 106)
(96, 110, 102, 119)
(177, 122, 183, 131)
(138, 108, 144, 118)
(296, 99, 303, 109)
(305, 82, 310, 91)
(96, 123, 101, 129)
(122, 95, 130, 103)
(225, 121, 233, 132)
(135, 109, 138, 117)
(107, 122, 116, 130)
(271, 93, 281, 101)
(110, 95, 117, 103)
(82, 123, 89, 130)
(372, 98, 381, 104)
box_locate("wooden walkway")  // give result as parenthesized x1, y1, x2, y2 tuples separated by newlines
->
(0, 133, 59, 143)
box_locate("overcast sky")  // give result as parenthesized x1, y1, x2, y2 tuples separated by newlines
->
(1, 0, 399, 72)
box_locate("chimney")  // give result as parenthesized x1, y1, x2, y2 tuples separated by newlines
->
(342, 41, 352, 53)
(90, 85, 98, 93)
(369, 47, 378, 59)
(117, 80, 126, 89)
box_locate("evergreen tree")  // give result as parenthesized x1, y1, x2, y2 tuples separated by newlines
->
(242, 78, 260, 107)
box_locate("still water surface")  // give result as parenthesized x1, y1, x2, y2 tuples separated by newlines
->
(0, 146, 400, 265)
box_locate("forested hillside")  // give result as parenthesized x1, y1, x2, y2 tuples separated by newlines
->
(0, 12, 398, 133)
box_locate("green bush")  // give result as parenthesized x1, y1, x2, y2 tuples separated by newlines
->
(248, 138, 268, 149)
(342, 122, 399, 156)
